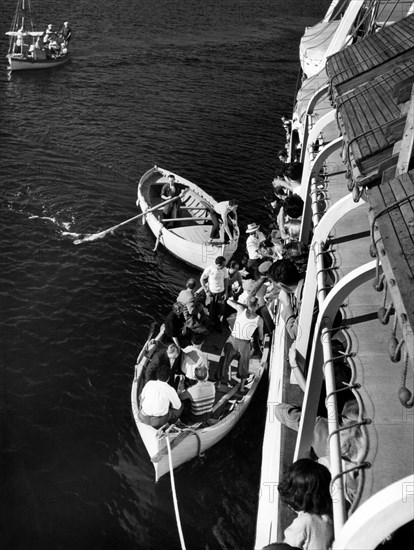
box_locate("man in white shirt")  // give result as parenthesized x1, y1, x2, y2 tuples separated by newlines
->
(139, 365, 183, 428)
(216, 296, 263, 392)
(209, 199, 238, 243)
(200, 256, 229, 332)
(245, 222, 266, 279)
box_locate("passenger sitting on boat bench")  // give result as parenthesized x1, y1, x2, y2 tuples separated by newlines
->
(216, 296, 263, 392)
(180, 344, 209, 385)
(144, 343, 183, 387)
(178, 364, 215, 424)
(160, 174, 187, 228)
(139, 365, 183, 428)
(208, 199, 238, 243)
(43, 24, 54, 44)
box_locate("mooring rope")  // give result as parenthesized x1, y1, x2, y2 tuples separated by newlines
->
(166, 436, 187, 550)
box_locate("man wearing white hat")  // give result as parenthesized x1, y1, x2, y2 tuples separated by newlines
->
(245, 223, 266, 279)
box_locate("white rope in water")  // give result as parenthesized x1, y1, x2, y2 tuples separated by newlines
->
(166, 436, 187, 550)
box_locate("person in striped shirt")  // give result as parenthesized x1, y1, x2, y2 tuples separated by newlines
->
(179, 365, 215, 424)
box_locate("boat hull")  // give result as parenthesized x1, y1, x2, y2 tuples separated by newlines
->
(7, 53, 71, 71)
(137, 166, 239, 270)
(132, 358, 265, 481)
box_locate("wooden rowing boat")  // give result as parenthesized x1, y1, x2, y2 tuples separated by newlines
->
(131, 327, 269, 482)
(137, 166, 239, 270)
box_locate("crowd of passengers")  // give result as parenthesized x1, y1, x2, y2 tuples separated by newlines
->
(138, 117, 364, 550)
(14, 22, 72, 60)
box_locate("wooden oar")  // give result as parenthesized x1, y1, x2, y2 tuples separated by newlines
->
(73, 196, 179, 245)
(161, 216, 210, 223)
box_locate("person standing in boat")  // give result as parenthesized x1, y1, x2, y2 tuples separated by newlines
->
(216, 296, 263, 392)
(200, 256, 229, 332)
(59, 21, 72, 46)
(13, 27, 24, 54)
(208, 199, 238, 243)
(160, 174, 187, 228)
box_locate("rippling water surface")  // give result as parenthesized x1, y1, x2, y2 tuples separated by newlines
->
(1, 1, 328, 548)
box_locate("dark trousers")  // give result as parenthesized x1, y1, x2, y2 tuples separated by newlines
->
(209, 291, 225, 327)
(209, 210, 222, 239)
(258, 305, 275, 334)
(247, 258, 261, 280)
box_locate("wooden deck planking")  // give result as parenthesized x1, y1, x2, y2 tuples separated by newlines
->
(328, 14, 414, 95)
(349, 42, 369, 73)
(337, 49, 414, 96)
(339, 91, 382, 160)
(171, 224, 211, 244)
(348, 97, 378, 160)
(366, 173, 414, 320)
(344, 46, 362, 76)
(337, 61, 414, 169)
(381, 174, 414, 278)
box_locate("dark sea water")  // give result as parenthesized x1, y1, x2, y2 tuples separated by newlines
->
(0, 1, 328, 548)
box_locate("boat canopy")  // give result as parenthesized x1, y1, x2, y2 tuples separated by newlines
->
(300, 20, 340, 76)
(5, 30, 43, 36)
(295, 68, 328, 126)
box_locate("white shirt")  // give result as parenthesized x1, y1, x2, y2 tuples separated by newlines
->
(201, 265, 229, 294)
(246, 231, 266, 259)
(181, 345, 209, 380)
(214, 201, 230, 217)
(140, 380, 181, 416)
(231, 309, 262, 340)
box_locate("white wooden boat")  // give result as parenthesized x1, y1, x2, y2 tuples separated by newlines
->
(256, 3, 414, 549)
(6, 0, 71, 71)
(137, 166, 239, 270)
(131, 329, 269, 482)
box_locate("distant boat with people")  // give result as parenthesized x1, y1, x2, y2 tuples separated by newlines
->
(5, 0, 71, 71)
(137, 166, 240, 270)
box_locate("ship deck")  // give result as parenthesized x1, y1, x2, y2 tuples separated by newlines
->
(255, 8, 414, 548)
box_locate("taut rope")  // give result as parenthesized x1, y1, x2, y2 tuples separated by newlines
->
(166, 436, 187, 550)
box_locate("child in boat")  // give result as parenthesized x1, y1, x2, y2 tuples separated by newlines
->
(278, 459, 334, 550)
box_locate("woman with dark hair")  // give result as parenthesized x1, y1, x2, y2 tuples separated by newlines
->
(278, 459, 334, 550)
